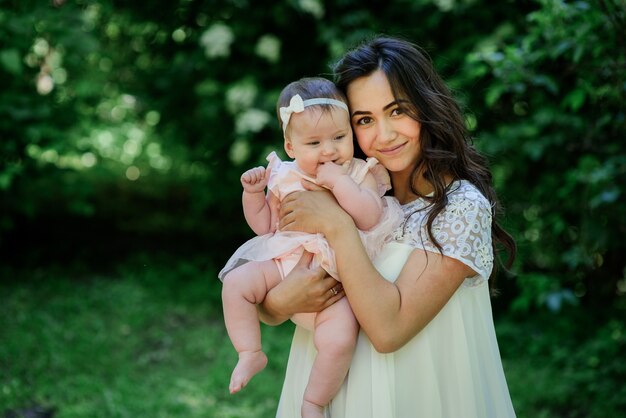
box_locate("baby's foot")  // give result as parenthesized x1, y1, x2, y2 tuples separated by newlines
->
(229, 350, 268, 394)
(301, 399, 325, 418)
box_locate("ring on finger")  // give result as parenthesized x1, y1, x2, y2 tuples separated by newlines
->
(330, 287, 338, 296)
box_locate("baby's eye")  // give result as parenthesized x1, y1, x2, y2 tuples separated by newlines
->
(334, 134, 346, 141)
(307, 141, 320, 146)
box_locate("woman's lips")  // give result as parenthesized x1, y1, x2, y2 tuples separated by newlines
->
(379, 142, 405, 156)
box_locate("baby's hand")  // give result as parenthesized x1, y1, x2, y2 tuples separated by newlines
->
(241, 166, 269, 193)
(316, 161, 349, 189)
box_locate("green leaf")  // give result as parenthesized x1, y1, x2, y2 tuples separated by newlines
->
(0, 49, 22, 75)
(485, 85, 505, 107)
(590, 188, 620, 208)
(562, 88, 586, 111)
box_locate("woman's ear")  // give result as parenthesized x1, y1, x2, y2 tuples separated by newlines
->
(284, 137, 295, 159)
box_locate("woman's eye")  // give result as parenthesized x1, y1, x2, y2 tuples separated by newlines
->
(355, 116, 372, 125)
(391, 107, 404, 116)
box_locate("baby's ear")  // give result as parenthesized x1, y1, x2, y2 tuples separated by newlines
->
(284, 137, 295, 159)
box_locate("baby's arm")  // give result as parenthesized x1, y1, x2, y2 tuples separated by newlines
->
(316, 162, 383, 231)
(241, 166, 273, 235)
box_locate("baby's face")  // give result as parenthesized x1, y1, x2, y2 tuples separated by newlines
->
(284, 106, 353, 177)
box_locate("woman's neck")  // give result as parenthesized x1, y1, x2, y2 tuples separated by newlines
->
(391, 171, 453, 204)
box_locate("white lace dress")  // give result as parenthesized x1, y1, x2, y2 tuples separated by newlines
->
(276, 180, 516, 418)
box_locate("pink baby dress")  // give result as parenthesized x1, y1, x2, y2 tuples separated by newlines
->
(218, 151, 403, 282)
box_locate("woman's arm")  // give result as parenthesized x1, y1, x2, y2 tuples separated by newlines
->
(279, 190, 475, 353)
(257, 251, 345, 325)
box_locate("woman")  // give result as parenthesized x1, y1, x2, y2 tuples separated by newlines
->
(260, 35, 517, 418)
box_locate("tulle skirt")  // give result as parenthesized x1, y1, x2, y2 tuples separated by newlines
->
(218, 196, 403, 282)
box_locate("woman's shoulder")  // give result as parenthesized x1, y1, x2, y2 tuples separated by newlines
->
(398, 180, 494, 283)
(398, 180, 494, 249)
(436, 180, 492, 225)
(401, 180, 491, 219)
(447, 180, 491, 210)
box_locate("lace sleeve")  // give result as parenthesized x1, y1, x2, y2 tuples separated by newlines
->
(403, 191, 494, 286)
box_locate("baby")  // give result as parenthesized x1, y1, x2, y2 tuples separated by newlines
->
(219, 77, 402, 418)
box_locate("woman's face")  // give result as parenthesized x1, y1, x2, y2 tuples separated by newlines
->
(346, 70, 421, 181)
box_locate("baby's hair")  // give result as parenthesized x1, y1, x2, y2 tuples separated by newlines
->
(276, 77, 348, 133)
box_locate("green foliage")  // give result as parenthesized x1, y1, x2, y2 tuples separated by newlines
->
(0, 0, 540, 251)
(458, 0, 625, 311)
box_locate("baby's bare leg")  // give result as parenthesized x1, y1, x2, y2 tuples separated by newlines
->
(302, 297, 359, 418)
(222, 260, 282, 394)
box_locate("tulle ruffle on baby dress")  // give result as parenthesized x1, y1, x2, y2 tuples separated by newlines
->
(218, 151, 403, 282)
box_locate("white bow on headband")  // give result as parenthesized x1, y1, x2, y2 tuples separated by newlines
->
(279, 94, 349, 133)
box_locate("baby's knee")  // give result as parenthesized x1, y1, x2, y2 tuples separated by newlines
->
(326, 334, 357, 359)
(222, 264, 262, 302)
(337, 305, 359, 337)
(327, 322, 359, 355)
(222, 267, 245, 292)
(344, 317, 360, 345)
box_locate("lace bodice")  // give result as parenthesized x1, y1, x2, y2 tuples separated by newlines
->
(392, 180, 494, 286)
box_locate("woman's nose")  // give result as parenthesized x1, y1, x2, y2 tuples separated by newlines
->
(378, 120, 397, 142)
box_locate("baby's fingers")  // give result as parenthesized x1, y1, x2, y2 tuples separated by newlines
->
(241, 166, 265, 184)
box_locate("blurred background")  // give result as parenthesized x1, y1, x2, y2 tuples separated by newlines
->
(1, 0, 624, 417)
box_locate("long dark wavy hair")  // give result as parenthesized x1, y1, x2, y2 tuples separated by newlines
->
(333, 35, 516, 285)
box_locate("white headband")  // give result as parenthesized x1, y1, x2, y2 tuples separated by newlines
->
(279, 94, 349, 133)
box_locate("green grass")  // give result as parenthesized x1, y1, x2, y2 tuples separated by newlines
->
(0, 256, 295, 418)
(496, 308, 626, 418)
(2, 255, 623, 417)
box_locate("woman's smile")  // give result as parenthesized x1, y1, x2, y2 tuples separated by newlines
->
(378, 142, 406, 156)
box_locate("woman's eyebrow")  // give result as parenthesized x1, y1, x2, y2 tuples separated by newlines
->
(384, 99, 410, 110)
(351, 109, 371, 117)
(351, 100, 407, 117)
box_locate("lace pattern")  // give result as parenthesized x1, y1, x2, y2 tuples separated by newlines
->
(392, 180, 494, 287)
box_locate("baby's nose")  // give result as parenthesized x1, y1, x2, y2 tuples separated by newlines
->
(321, 142, 336, 155)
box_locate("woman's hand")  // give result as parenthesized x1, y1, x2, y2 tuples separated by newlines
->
(278, 188, 354, 238)
(258, 251, 344, 325)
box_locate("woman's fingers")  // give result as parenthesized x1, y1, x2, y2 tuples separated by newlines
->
(295, 252, 344, 305)
(301, 179, 325, 191)
(295, 250, 314, 268)
(278, 194, 298, 230)
(324, 284, 345, 306)
(279, 190, 331, 231)
(279, 191, 298, 214)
